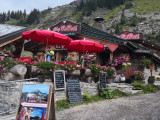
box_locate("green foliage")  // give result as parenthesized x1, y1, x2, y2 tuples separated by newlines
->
(88, 64, 115, 77)
(82, 93, 92, 103)
(5, 19, 18, 25)
(131, 81, 160, 93)
(131, 81, 143, 90)
(115, 24, 120, 34)
(106, 67, 116, 76)
(33, 62, 79, 74)
(125, 2, 134, 9)
(140, 56, 152, 67)
(27, 9, 40, 25)
(56, 99, 70, 111)
(0, 58, 23, 69)
(142, 84, 160, 94)
(130, 0, 160, 15)
(34, 62, 55, 73)
(130, 13, 138, 26)
(40, 7, 52, 18)
(112, 89, 129, 98)
(121, 10, 127, 25)
(99, 88, 113, 99)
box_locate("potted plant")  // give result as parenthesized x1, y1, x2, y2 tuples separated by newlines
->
(140, 56, 151, 69)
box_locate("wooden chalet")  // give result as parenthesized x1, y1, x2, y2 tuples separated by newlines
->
(0, 24, 27, 58)
(24, 19, 160, 69)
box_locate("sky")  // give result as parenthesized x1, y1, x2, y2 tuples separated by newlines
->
(22, 85, 50, 94)
(0, 0, 74, 14)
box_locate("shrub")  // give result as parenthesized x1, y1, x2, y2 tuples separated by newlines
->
(140, 56, 151, 68)
(131, 81, 143, 90)
(142, 84, 160, 94)
(0, 58, 23, 69)
(130, 71, 145, 81)
(125, 3, 133, 9)
(33, 62, 80, 74)
(112, 89, 128, 98)
(88, 65, 116, 77)
(124, 67, 135, 79)
(56, 99, 70, 111)
(82, 93, 92, 103)
(99, 88, 113, 99)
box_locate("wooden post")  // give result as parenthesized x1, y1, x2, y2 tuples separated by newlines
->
(110, 52, 113, 61)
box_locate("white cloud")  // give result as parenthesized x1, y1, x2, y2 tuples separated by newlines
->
(0, 0, 74, 14)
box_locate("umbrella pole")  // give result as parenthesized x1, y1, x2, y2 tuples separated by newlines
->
(45, 36, 49, 62)
(82, 45, 85, 67)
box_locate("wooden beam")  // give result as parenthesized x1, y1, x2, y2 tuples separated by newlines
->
(0, 36, 21, 47)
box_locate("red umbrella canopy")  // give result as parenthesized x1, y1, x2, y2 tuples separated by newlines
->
(64, 40, 105, 53)
(21, 30, 73, 45)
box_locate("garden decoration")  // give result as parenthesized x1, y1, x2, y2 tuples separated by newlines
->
(108, 43, 118, 60)
(21, 30, 73, 61)
(64, 40, 105, 67)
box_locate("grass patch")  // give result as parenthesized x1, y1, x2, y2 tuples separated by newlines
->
(112, 89, 129, 98)
(130, 0, 160, 15)
(56, 84, 160, 111)
(56, 99, 70, 111)
(132, 81, 160, 94)
(104, 5, 125, 20)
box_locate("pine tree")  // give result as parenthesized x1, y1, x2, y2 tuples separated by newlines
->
(131, 13, 138, 26)
(115, 24, 120, 34)
(120, 9, 127, 25)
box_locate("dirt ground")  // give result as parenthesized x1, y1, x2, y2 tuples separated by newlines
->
(56, 91, 160, 120)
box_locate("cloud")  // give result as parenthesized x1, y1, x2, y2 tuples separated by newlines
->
(0, 0, 74, 14)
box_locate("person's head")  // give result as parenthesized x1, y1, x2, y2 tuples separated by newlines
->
(30, 108, 34, 113)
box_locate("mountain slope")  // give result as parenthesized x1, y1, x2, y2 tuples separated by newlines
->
(14, 0, 160, 43)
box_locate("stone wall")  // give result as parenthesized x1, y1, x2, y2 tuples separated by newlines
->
(54, 82, 99, 101)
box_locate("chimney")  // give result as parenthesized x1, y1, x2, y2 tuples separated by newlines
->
(92, 17, 108, 33)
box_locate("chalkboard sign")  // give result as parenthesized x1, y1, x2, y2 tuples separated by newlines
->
(99, 72, 106, 89)
(54, 70, 65, 90)
(67, 79, 83, 104)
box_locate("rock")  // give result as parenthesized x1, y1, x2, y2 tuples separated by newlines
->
(10, 64, 27, 76)
(1, 72, 24, 81)
(71, 70, 80, 76)
(114, 75, 121, 83)
(85, 69, 92, 77)
(84, 77, 93, 83)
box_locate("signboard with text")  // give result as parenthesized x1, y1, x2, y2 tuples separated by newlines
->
(117, 31, 143, 40)
(67, 78, 83, 104)
(99, 72, 106, 89)
(16, 84, 54, 120)
(50, 20, 80, 34)
(16, 57, 31, 64)
(54, 70, 66, 90)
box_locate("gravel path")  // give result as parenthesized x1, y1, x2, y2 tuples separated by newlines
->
(56, 91, 160, 120)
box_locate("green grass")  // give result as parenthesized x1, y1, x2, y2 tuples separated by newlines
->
(104, 5, 125, 20)
(104, 0, 160, 20)
(130, 0, 160, 15)
(56, 84, 160, 111)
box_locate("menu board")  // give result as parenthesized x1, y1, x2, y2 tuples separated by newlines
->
(99, 72, 106, 89)
(67, 78, 83, 104)
(16, 84, 54, 120)
(54, 70, 65, 90)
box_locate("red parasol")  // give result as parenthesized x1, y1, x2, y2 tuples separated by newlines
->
(21, 30, 73, 61)
(21, 30, 73, 45)
(64, 40, 105, 53)
(64, 40, 105, 67)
